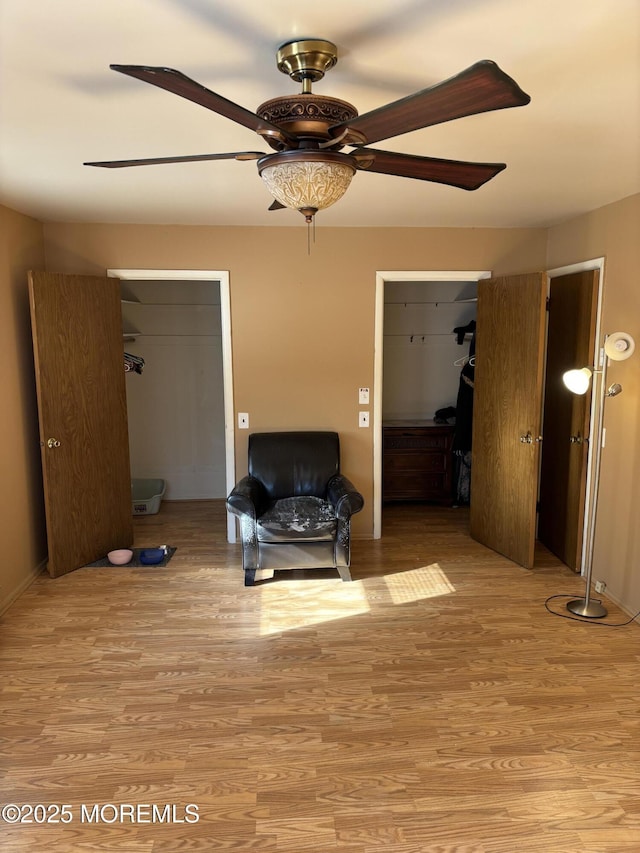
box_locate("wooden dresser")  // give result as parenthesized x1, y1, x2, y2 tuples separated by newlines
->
(383, 419, 455, 504)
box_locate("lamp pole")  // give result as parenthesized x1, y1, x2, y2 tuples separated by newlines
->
(566, 348, 608, 618)
(563, 332, 634, 618)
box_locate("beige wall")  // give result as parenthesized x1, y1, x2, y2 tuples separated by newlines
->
(3, 199, 638, 614)
(0, 205, 47, 612)
(547, 193, 640, 613)
(42, 222, 548, 536)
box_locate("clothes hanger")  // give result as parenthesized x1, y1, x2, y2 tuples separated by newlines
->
(453, 354, 476, 367)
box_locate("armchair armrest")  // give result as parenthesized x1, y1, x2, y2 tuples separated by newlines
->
(226, 476, 267, 576)
(327, 474, 364, 518)
(226, 475, 268, 518)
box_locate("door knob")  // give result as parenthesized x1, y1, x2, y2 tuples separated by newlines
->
(47, 438, 61, 448)
(520, 432, 543, 444)
(569, 434, 583, 444)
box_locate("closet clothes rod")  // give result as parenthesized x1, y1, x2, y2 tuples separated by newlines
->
(384, 333, 475, 338)
(386, 299, 478, 306)
(122, 302, 220, 306)
(122, 333, 222, 338)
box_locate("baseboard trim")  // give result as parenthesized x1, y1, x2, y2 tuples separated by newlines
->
(599, 587, 639, 622)
(1, 559, 47, 615)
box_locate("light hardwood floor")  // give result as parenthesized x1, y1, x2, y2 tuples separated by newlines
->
(1, 501, 638, 852)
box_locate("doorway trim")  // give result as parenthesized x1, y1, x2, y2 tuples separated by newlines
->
(108, 268, 236, 543)
(373, 270, 492, 539)
(546, 257, 605, 575)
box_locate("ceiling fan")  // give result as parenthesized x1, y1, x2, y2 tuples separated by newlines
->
(85, 39, 531, 222)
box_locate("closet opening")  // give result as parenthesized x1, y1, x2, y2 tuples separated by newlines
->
(373, 271, 491, 539)
(110, 268, 236, 542)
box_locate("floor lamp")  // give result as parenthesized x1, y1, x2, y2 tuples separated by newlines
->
(562, 331, 636, 618)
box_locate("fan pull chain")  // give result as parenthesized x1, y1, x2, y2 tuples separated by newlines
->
(306, 216, 318, 255)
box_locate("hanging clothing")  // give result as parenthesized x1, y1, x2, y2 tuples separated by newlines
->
(124, 352, 145, 374)
(452, 331, 475, 505)
(452, 319, 476, 346)
(452, 331, 475, 453)
(453, 450, 472, 506)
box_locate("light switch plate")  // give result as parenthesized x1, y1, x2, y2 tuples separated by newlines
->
(359, 411, 369, 428)
(238, 412, 249, 429)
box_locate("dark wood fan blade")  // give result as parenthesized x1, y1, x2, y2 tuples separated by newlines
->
(332, 60, 530, 145)
(268, 200, 286, 211)
(110, 65, 295, 145)
(84, 151, 265, 168)
(353, 148, 506, 190)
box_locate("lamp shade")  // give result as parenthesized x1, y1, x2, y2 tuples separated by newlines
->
(563, 367, 592, 395)
(258, 150, 356, 221)
(604, 332, 635, 361)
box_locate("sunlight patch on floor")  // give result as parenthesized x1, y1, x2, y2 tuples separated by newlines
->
(260, 580, 370, 636)
(383, 563, 456, 604)
(258, 563, 456, 635)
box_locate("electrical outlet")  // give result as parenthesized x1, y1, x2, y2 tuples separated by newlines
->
(359, 411, 369, 428)
(595, 580, 606, 594)
(238, 412, 249, 429)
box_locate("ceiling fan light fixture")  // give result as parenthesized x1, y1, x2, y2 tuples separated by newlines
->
(258, 151, 356, 222)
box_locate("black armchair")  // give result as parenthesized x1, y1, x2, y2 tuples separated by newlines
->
(226, 431, 364, 586)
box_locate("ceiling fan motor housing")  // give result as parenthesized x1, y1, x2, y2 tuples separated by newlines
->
(257, 94, 359, 148)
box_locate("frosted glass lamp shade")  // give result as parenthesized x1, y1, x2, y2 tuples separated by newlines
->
(258, 151, 355, 221)
(563, 367, 592, 395)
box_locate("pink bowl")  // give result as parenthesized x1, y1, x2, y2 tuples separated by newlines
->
(107, 548, 133, 565)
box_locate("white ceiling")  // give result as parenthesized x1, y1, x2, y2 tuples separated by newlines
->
(1, 0, 639, 229)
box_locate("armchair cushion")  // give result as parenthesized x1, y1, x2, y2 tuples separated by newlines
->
(256, 496, 337, 543)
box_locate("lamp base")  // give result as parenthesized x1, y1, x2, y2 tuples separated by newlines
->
(566, 597, 608, 618)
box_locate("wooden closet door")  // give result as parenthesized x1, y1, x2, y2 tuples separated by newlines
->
(538, 270, 598, 570)
(469, 272, 547, 568)
(29, 272, 133, 577)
